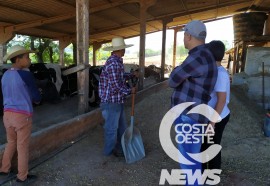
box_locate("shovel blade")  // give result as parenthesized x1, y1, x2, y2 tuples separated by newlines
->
(121, 126, 145, 164)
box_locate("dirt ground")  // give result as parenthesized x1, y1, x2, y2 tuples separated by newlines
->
(2, 85, 270, 186)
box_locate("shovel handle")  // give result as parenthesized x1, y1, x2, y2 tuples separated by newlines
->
(131, 87, 136, 116)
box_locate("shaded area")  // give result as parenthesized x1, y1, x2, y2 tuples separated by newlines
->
(3, 85, 270, 185)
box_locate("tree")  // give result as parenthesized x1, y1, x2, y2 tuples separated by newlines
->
(7, 35, 63, 64)
(144, 48, 160, 57)
(30, 37, 53, 63)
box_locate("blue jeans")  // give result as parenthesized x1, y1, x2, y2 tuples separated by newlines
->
(100, 103, 127, 155)
(175, 114, 203, 186)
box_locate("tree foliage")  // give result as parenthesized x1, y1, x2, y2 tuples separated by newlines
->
(7, 35, 65, 64)
(145, 48, 160, 57)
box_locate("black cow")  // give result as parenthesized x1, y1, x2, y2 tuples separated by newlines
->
(145, 66, 161, 82)
(89, 65, 103, 106)
(60, 64, 77, 97)
(29, 63, 60, 104)
(60, 65, 103, 107)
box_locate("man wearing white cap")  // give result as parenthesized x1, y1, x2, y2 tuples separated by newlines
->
(169, 20, 218, 185)
(0, 45, 41, 184)
(99, 37, 135, 157)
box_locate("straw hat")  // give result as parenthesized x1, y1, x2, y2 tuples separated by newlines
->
(3, 45, 36, 62)
(103, 37, 133, 51)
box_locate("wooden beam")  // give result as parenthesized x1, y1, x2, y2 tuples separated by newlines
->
(2, 0, 139, 33)
(87, 1, 252, 38)
(90, 0, 139, 13)
(93, 42, 102, 66)
(0, 27, 14, 44)
(62, 64, 90, 76)
(0, 44, 7, 65)
(59, 37, 72, 66)
(172, 27, 182, 68)
(161, 18, 172, 80)
(5, 13, 75, 32)
(248, 0, 264, 10)
(76, 0, 89, 114)
(0, 2, 50, 17)
(146, 22, 161, 31)
(161, 20, 166, 81)
(138, 2, 146, 90)
(161, 1, 252, 22)
(53, 0, 76, 8)
(180, 0, 192, 21)
(137, 0, 157, 90)
(216, 0, 220, 18)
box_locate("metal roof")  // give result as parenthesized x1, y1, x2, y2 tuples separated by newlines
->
(0, 0, 269, 44)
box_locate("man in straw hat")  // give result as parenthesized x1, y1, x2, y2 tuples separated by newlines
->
(0, 45, 41, 184)
(168, 20, 218, 185)
(99, 37, 137, 157)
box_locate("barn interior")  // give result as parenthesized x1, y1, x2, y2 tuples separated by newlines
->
(0, 0, 270, 184)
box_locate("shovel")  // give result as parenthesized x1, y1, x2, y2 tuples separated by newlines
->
(121, 78, 145, 164)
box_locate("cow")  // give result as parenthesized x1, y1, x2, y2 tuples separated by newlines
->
(145, 66, 161, 82)
(45, 63, 63, 93)
(124, 63, 139, 73)
(60, 64, 77, 97)
(29, 63, 60, 104)
(89, 65, 103, 106)
(60, 65, 103, 107)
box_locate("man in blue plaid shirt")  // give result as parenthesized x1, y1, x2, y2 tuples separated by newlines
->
(99, 37, 135, 157)
(169, 20, 218, 185)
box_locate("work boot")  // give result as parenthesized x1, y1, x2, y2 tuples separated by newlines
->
(113, 149, 124, 157)
(0, 171, 14, 180)
(16, 174, 37, 185)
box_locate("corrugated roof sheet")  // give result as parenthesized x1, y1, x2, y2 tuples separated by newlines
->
(0, 0, 269, 44)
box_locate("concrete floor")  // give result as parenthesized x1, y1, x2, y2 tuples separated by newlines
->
(0, 96, 97, 144)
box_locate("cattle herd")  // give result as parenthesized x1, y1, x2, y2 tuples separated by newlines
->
(0, 63, 172, 114)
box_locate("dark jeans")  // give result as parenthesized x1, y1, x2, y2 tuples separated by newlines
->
(201, 114, 230, 171)
(175, 114, 203, 186)
(100, 103, 127, 156)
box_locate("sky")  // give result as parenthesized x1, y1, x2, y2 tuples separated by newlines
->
(125, 17, 234, 53)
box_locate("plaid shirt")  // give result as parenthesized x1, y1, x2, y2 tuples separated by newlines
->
(99, 54, 131, 103)
(169, 44, 217, 123)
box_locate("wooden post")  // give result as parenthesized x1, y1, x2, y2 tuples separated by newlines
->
(138, 0, 157, 90)
(161, 18, 172, 80)
(233, 41, 244, 74)
(161, 20, 166, 81)
(138, 4, 147, 90)
(240, 42, 247, 72)
(0, 44, 6, 65)
(76, 0, 89, 114)
(93, 42, 102, 66)
(232, 42, 239, 74)
(73, 42, 77, 64)
(59, 37, 71, 66)
(172, 27, 181, 68)
(0, 28, 14, 64)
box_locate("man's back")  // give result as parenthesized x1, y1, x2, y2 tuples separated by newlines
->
(169, 44, 217, 123)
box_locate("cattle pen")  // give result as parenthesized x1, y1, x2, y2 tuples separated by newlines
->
(0, 82, 269, 185)
(0, 0, 270, 185)
(0, 80, 168, 180)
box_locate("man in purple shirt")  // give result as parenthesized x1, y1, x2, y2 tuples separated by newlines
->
(169, 20, 217, 185)
(99, 37, 135, 157)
